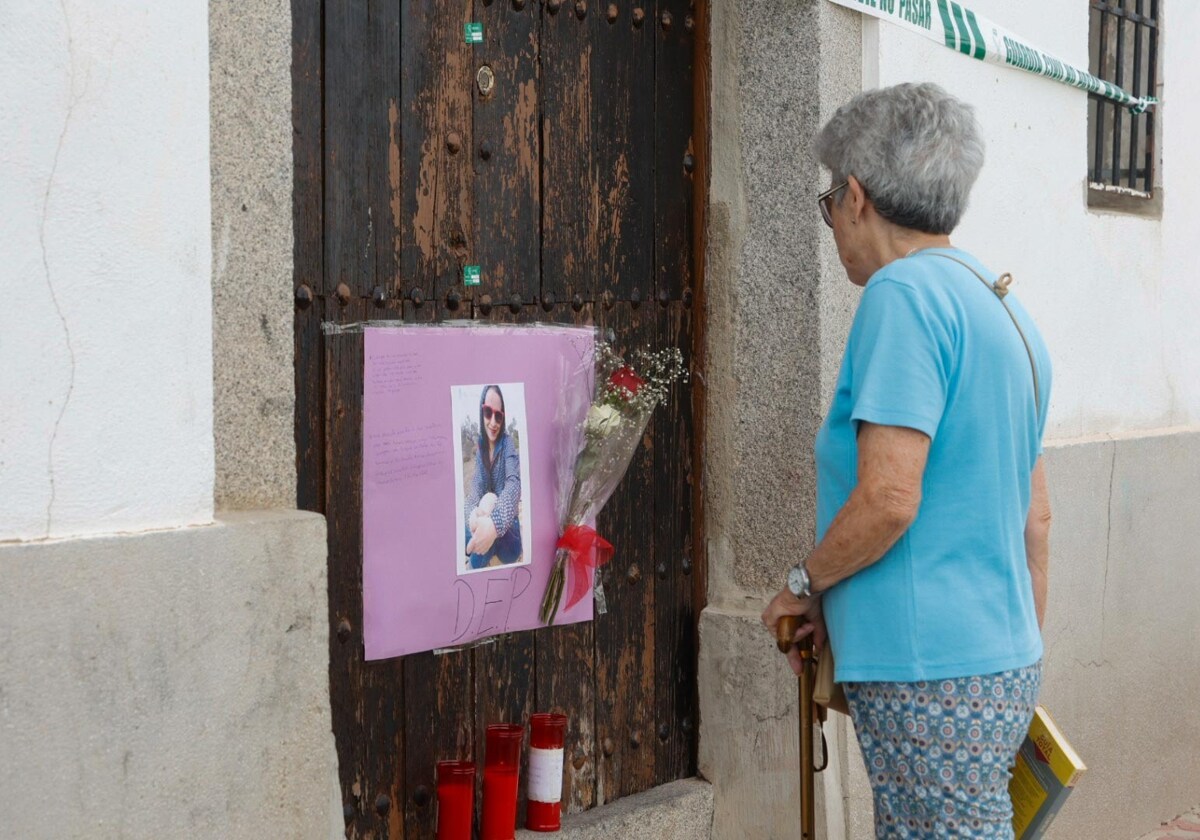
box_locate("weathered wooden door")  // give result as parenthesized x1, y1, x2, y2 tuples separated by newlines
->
(293, 2, 705, 837)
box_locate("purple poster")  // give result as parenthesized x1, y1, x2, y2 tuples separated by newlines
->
(362, 324, 595, 660)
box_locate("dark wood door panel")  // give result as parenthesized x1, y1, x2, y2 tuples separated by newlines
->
(294, 3, 703, 837)
(400, 0, 475, 307)
(473, 0, 541, 305)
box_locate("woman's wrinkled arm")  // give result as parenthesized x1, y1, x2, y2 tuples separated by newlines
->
(806, 422, 930, 592)
(490, 440, 522, 537)
(1025, 458, 1051, 631)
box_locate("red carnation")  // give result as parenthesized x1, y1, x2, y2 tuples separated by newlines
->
(609, 366, 644, 399)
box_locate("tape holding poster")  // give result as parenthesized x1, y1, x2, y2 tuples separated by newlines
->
(828, 0, 1158, 114)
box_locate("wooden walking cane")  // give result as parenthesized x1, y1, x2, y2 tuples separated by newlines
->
(777, 614, 817, 840)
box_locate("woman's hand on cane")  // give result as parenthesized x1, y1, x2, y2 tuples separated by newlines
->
(762, 588, 826, 676)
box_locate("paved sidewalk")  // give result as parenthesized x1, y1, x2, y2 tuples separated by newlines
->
(1137, 806, 1200, 840)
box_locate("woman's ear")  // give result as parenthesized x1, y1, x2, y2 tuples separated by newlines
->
(845, 176, 868, 225)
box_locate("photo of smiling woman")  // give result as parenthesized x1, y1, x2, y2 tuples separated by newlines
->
(452, 383, 533, 575)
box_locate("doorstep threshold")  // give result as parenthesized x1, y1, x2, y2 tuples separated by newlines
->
(516, 778, 713, 840)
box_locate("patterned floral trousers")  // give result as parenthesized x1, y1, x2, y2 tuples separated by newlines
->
(843, 662, 1042, 839)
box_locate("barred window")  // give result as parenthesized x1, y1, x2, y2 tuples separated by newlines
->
(1087, 1, 1160, 210)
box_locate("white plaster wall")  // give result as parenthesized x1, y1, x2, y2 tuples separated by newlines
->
(0, 1, 214, 541)
(864, 0, 1200, 440)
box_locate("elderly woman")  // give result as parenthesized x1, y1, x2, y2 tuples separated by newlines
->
(761, 83, 1052, 838)
(464, 385, 522, 569)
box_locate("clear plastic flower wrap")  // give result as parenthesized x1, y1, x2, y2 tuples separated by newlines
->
(540, 342, 688, 625)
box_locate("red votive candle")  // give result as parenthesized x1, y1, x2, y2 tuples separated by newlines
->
(526, 713, 568, 831)
(481, 724, 524, 840)
(436, 761, 475, 840)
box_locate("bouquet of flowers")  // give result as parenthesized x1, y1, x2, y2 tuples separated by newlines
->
(539, 341, 688, 625)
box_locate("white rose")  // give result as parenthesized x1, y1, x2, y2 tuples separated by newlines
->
(586, 403, 623, 438)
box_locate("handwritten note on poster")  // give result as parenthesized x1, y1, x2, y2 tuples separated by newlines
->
(362, 325, 595, 660)
(367, 424, 445, 485)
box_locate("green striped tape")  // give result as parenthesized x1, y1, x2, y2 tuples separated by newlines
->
(829, 0, 1157, 114)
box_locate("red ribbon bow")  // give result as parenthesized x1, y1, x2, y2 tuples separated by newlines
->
(557, 524, 614, 611)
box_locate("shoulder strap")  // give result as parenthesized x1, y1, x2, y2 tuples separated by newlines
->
(924, 252, 1042, 422)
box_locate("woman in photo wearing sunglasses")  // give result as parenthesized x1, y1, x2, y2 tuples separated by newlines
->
(464, 384, 523, 569)
(761, 82, 1052, 838)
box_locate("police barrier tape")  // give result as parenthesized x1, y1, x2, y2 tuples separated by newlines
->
(828, 0, 1158, 114)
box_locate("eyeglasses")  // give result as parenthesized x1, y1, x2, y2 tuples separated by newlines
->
(818, 181, 848, 228)
(483, 406, 504, 423)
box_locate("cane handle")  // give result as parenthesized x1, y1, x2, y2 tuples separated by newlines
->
(776, 614, 800, 653)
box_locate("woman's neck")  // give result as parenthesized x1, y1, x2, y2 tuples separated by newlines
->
(877, 229, 953, 267)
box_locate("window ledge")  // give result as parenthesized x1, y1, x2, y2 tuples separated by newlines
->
(1086, 182, 1164, 219)
(516, 778, 713, 839)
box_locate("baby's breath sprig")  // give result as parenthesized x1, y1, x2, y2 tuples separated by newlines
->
(597, 344, 688, 416)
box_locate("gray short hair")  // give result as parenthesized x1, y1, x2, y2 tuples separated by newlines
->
(814, 83, 985, 234)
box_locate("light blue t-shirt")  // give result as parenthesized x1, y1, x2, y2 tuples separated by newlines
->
(816, 248, 1051, 683)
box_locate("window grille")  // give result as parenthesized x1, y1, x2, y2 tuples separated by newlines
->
(1087, 0, 1158, 196)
